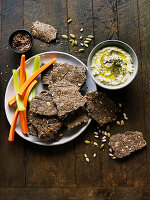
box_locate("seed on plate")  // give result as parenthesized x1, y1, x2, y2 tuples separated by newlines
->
(100, 144, 104, 149)
(84, 40, 90, 44)
(86, 38, 92, 41)
(80, 43, 84, 46)
(78, 48, 84, 53)
(106, 125, 110, 131)
(67, 18, 72, 23)
(62, 35, 68, 39)
(87, 35, 94, 38)
(107, 133, 111, 137)
(70, 34, 76, 38)
(79, 36, 83, 40)
(93, 153, 96, 158)
(80, 28, 84, 32)
(85, 140, 90, 144)
(86, 157, 90, 162)
(74, 40, 78, 45)
(109, 153, 114, 157)
(117, 121, 120, 125)
(84, 154, 87, 158)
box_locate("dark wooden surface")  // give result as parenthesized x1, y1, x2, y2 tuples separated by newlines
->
(0, 0, 150, 199)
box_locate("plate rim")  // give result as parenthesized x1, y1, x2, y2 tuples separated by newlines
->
(4, 51, 96, 146)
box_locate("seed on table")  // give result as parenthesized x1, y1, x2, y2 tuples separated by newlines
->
(84, 40, 90, 44)
(62, 35, 68, 39)
(84, 44, 88, 48)
(100, 144, 104, 149)
(78, 48, 84, 53)
(70, 33, 76, 38)
(86, 38, 92, 41)
(79, 36, 83, 40)
(87, 35, 94, 38)
(85, 140, 90, 144)
(80, 28, 84, 32)
(67, 18, 72, 23)
(74, 40, 78, 45)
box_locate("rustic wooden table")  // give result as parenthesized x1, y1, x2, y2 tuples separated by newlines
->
(0, 0, 150, 199)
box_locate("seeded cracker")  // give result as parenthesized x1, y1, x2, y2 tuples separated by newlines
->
(86, 91, 118, 126)
(109, 131, 147, 158)
(31, 21, 57, 43)
(30, 91, 58, 117)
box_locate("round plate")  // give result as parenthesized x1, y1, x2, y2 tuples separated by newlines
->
(4, 51, 97, 146)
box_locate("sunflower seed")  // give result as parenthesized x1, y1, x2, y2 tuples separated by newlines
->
(67, 18, 72, 23)
(62, 35, 68, 39)
(78, 48, 84, 53)
(70, 34, 75, 38)
(88, 35, 94, 38)
(80, 28, 84, 32)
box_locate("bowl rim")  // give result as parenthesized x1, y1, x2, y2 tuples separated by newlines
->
(87, 40, 138, 90)
(8, 29, 34, 54)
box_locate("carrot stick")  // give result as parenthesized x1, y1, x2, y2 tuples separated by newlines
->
(8, 55, 25, 106)
(8, 80, 37, 141)
(8, 96, 16, 106)
(21, 80, 37, 134)
(18, 58, 57, 97)
(8, 108, 19, 141)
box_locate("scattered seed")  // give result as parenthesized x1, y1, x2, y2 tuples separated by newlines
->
(84, 44, 88, 48)
(86, 157, 90, 162)
(123, 113, 128, 120)
(95, 135, 99, 138)
(93, 153, 96, 158)
(102, 131, 105, 135)
(62, 35, 68, 39)
(84, 154, 87, 158)
(86, 38, 92, 41)
(109, 148, 113, 153)
(80, 28, 84, 32)
(109, 153, 114, 157)
(107, 133, 111, 137)
(85, 140, 90, 144)
(79, 36, 83, 40)
(112, 156, 116, 160)
(70, 39, 74, 43)
(70, 34, 75, 38)
(119, 103, 122, 108)
(104, 131, 108, 136)
(102, 136, 106, 140)
(84, 40, 90, 44)
(78, 48, 84, 53)
(120, 120, 124, 126)
(93, 142, 98, 146)
(67, 18, 72, 23)
(117, 121, 120, 125)
(87, 35, 94, 38)
(74, 40, 78, 45)
(71, 41, 75, 46)
(94, 132, 98, 135)
(102, 139, 106, 143)
(100, 144, 104, 149)
(80, 43, 84, 46)
(106, 125, 110, 131)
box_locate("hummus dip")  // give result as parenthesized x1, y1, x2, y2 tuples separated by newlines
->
(91, 46, 133, 86)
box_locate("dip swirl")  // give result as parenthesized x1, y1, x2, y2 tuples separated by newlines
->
(91, 46, 133, 86)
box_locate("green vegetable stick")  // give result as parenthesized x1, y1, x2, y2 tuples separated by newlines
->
(28, 56, 40, 103)
(13, 70, 25, 111)
(25, 69, 30, 80)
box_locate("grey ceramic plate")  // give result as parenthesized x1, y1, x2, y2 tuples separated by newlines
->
(4, 51, 97, 146)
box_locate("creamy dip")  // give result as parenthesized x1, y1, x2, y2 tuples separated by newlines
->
(91, 46, 133, 86)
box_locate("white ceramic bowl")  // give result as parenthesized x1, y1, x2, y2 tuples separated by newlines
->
(87, 40, 138, 90)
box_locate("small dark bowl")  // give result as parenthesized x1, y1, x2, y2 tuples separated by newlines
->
(8, 29, 34, 54)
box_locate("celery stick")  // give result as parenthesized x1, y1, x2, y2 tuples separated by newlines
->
(13, 70, 25, 111)
(28, 56, 40, 103)
(25, 69, 30, 80)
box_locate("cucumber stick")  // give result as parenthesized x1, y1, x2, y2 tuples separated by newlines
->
(13, 70, 25, 111)
(28, 56, 40, 103)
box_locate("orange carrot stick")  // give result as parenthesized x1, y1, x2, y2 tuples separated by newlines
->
(8, 80, 37, 141)
(8, 55, 25, 106)
(8, 96, 16, 106)
(18, 58, 57, 97)
(21, 80, 37, 134)
(19, 55, 26, 132)
(8, 108, 19, 141)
